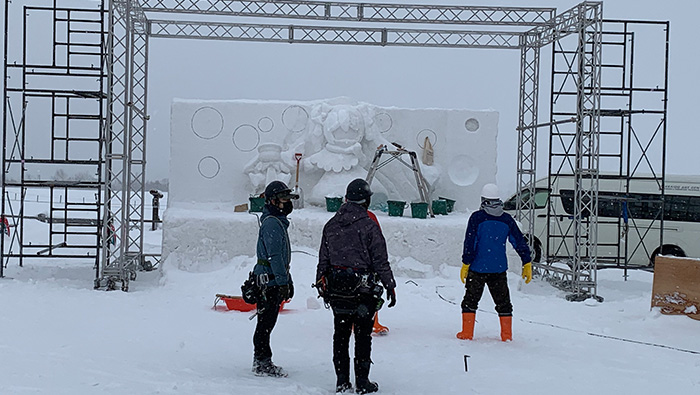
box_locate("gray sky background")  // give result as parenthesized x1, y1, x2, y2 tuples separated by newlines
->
(146, 0, 699, 196)
(3, 0, 698, 196)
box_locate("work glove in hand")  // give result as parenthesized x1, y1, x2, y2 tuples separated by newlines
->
(387, 288, 397, 308)
(522, 262, 532, 284)
(288, 282, 294, 299)
(460, 263, 470, 284)
(279, 284, 290, 301)
(313, 277, 326, 298)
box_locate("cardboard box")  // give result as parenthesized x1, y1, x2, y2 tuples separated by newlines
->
(652, 256, 700, 321)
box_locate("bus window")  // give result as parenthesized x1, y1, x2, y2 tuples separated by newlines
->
(688, 196, 700, 222)
(559, 190, 625, 218)
(504, 188, 549, 210)
(533, 190, 549, 208)
(667, 196, 689, 222)
(627, 194, 663, 220)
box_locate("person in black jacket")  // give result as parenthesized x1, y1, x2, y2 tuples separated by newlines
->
(316, 178, 397, 394)
(252, 180, 298, 377)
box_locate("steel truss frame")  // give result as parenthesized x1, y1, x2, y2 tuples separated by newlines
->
(2, 1, 668, 300)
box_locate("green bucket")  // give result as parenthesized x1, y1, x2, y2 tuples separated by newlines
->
(387, 200, 407, 217)
(325, 196, 343, 212)
(410, 202, 429, 219)
(432, 199, 448, 215)
(439, 196, 456, 213)
(249, 196, 265, 213)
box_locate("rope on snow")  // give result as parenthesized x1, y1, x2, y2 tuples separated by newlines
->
(433, 283, 700, 355)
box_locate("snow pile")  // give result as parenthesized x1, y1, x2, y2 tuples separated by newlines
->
(162, 206, 514, 274)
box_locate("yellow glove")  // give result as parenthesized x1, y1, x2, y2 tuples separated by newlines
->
(460, 263, 470, 284)
(522, 262, 532, 284)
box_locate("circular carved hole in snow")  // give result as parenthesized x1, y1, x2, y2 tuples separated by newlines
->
(258, 117, 274, 133)
(191, 106, 224, 140)
(374, 112, 393, 133)
(282, 105, 309, 133)
(232, 124, 260, 152)
(198, 156, 221, 179)
(464, 118, 480, 133)
(416, 129, 438, 149)
(448, 155, 479, 186)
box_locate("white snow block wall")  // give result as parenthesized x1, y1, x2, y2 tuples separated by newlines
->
(164, 97, 501, 273)
(162, 209, 524, 275)
(168, 97, 498, 211)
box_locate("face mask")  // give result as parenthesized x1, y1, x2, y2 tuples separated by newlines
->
(281, 201, 294, 215)
(481, 198, 504, 216)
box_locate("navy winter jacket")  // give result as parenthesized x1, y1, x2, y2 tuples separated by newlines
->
(317, 202, 396, 290)
(462, 209, 531, 273)
(254, 205, 292, 286)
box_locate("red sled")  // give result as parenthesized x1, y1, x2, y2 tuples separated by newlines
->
(213, 294, 287, 312)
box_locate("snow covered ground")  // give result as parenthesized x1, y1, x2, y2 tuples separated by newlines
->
(2, 205, 699, 395)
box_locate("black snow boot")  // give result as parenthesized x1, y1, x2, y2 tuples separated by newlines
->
(252, 358, 288, 378)
(354, 359, 379, 394)
(334, 356, 353, 393)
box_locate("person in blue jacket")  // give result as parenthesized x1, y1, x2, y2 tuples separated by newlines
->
(456, 183, 532, 341)
(252, 180, 298, 377)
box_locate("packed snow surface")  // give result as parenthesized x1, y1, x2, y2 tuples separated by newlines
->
(2, 222, 699, 394)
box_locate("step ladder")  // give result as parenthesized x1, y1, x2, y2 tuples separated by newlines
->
(366, 143, 434, 217)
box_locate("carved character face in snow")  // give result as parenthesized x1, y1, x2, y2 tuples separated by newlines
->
(323, 106, 365, 148)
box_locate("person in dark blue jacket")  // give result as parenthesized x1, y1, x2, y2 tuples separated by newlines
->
(251, 180, 298, 377)
(456, 183, 532, 342)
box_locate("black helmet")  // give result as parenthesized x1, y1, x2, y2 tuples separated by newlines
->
(345, 178, 373, 203)
(264, 181, 299, 202)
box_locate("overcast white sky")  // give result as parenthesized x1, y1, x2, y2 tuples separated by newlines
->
(3, 0, 698, 195)
(145, 0, 699, 195)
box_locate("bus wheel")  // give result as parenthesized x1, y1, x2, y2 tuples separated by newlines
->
(524, 235, 542, 263)
(650, 245, 686, 267)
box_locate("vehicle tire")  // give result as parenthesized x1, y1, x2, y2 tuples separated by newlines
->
(650, 245, 686, 268)
(524, 235, 542, 263)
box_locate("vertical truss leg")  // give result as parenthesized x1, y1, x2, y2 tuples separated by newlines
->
(516, 35, 540, 251)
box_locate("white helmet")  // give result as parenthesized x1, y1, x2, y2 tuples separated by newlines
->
(481, 183, 500, 199)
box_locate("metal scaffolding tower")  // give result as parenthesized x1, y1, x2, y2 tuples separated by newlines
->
(539, 18, 669, 300)
(2, 1, 107, 278)
(2, 1, 669, 299)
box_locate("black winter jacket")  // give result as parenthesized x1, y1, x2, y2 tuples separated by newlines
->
(316, 202, 396, 290)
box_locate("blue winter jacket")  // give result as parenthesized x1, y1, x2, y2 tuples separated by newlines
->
(253, 205, 292, 286)
(462, 210, 531, 273)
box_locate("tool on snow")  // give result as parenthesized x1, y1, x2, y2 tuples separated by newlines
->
(366, 143, 434, 217)
(292, 152, 304, 209)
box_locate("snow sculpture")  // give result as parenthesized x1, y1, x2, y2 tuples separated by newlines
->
(168, 97, 498, 211)
(293, 103, 385, 204)
(243, 143, 292, 195)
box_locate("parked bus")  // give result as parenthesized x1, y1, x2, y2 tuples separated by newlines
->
(503, 175, 700, 267)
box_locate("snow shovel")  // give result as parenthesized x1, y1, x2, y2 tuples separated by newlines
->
(292, 152, 304, 209)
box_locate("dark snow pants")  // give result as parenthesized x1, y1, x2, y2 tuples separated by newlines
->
(253, 286, 282, 362)
(461, 271, 513, 316)
(331, 299, 376, 377)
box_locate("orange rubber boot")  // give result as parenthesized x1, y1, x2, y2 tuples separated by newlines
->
(456, 312, 475, 340)
(500, 316, 512, 342)
(372, 313, 389, 335)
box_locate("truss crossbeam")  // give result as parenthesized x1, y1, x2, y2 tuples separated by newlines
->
(142, 0, 555, 26)
(148, 20, 523, 48)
